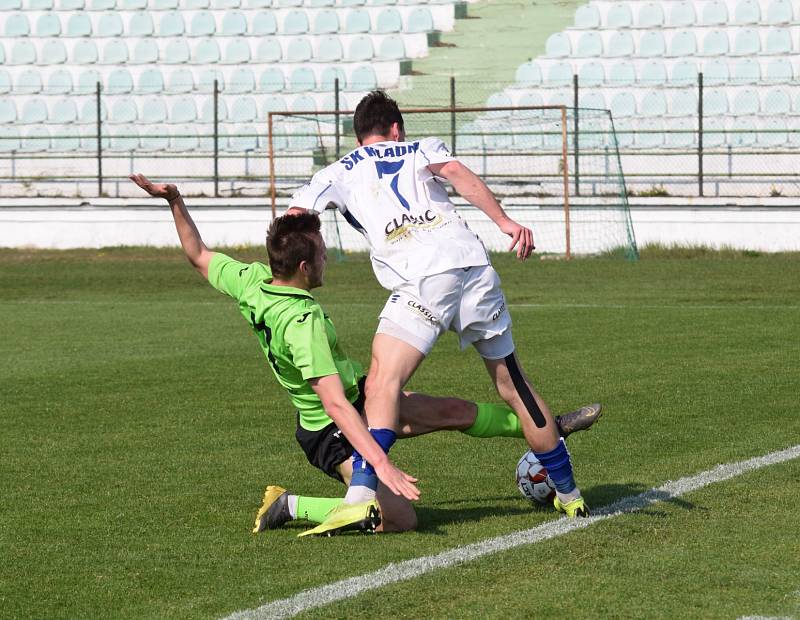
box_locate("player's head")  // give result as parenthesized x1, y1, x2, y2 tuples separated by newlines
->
(353, 90, 405, 145)
(267, 211, 327, 289)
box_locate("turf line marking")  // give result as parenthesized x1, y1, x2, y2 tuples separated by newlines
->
(223, 444, 800, 620)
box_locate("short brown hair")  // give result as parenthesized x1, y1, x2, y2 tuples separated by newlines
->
(353, 90, 404, 143)
(266, 211, 322, 279)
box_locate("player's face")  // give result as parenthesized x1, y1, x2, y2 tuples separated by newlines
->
(305, 235, 327, 289)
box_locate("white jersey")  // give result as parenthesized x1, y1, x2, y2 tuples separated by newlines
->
(290, 137, 490, 290)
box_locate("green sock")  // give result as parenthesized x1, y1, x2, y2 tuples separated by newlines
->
(295, 496, 343, 524)
(462, 402, 524, 438)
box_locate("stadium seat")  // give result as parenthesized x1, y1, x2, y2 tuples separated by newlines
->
(107, 69, 133, 94)
(732, 89, 760, 115)
(66, 13, 91, 36)
(49, 98, 78, 123)
(515, 61, 542, 86)
(703, 58, 730, 85)
(47, 69, 73, 94)
(289, 94, 316, 113)
(77, 69, 102, 93)
(640, 60, 667, 84)
(221, 11, 247, 37)
(119, 0, 145, 7)
(167, 68, 194, 93)
(609, 60, 636, 85)
(606, 31, 634, 57)
(109, 97, 137, 124)
(41, 40, 68, 64)
(164, 40, 191, 63)
(732, 58, 760, 83)
(139, 126, 171, 152)
(286, 37, 313, 62)
(261, 95, 287, 116)
(283, 10, 309, 34)
(21, 126, 51, 152)
(131, 40, 159, 64)
(703, 88, 729, 115)
(230, 96, 258, 123)
(168, 96, 198, 123)
(229, 67, 256, 93)
(407, 7, 434, 33)
(732, 28, 760, 56)
(36, 13, 61, 36)
(5, 12, 29, 36)
(347, 35, 374, 61)
(51, 124, 80, 152)
(636, 2, 664, 28)
(635, 118, 663, 149)
(578, 61, 604, 87)
(639, 31, 666, 57)
(78, 97, 106, 122)
(665, 118, 695, 148)
(378, 34, 405, 60)
(669, 90, 698, 116)
(138, 67, 165, 93)
(515, 90, 544, 112)
(190, 11, 216, 36)
(701, 1, 729, 25)
(73, 40, 98, 64)
(258, 67, 285, 92)
(0, 126, 21, 153)
(169, 126, 199, 152)
(309, 0, 334, 6)
(763, 87, 792, 115)
(108, 127, 139, 152)
(546, 61, 573, 86)
(607, 3, 633, 28)
(152, 0, 178, 8)
(668, 1, 696, 26)
(729, 116, 756, 146)
(198, 68, 224, 92)
(668, 30, 698, 57)
(758, 118, 787, 146)
(214, 0, 241, 8)
(319, 65, 346, 91)
(227, 124, 259, 152)
(252, 11, 278, 35)
(544, 32, 571, 58)
(0, 70, 11, 94)
(313, 9, 339, 34)
(98, 12, 124, 36)
(32, 0, 53, 7)
(376, 8, 402, 33)
(0, 100, 16, 123)
(766, 0, 793, 25)
(0, 42, 4, 66)
(576, 32, 602, 57)
(456, 122, 485, 151)
(573, 4, 600, 29)
(0, 0, 21, 8)
(184, 0, 208, 7)
(345, 9, 371, 33)
(21, 98, 48, 124)
(16, 69, 42, 93)
(192, 38, 221, 64)
(485, 91, 512, 116)
(141, 97, 168, 123)
(157, 12, 185, 37)
(100, 40, 129, 64)
(765, 28, 793, 55)
(764, 58, 794, 82)
(733, 0, 760, 25)
(578, 91, 605, 111)
(610, 92, 636, 117)
(254, 38, 282, 62)
(288, 66, 316, 91)
(640, 91, 667, 117)
(348, 65, 377, 90)
(60, 0, 84, 8)
(129, 12, 154, 36)
(702, 30, 730, 56)
(10, 40, 35, 64)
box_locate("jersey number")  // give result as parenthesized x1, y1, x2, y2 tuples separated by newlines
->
(251, 312, 281, 377)
(375, 160, 410, 211)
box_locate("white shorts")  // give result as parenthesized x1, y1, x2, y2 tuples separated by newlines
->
(377, 265, 514, 359)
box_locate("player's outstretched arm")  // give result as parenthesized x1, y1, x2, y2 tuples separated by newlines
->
(129, 174, 215, 279)
(429, 160, 534, 260)
(309, 374, 420, 501)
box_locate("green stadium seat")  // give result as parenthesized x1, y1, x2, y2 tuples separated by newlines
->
(758, 118, 787, 146)
(164, 40, 191, 63)
(214, 0, 241, 8)
(729, 117, 756, 146)
(32, 0, 54, 6)
(222, 12, 248, 35)
(733, 0, 760, 25)
(610, 92, 636, 117)
(578, 91, 605, 111)
(21, 98, 48, 124)
(129, 12, 154, 36)
(141, 97, 168, 123)
(573, 4, 600, 29)
(703, 58, 729, 85)
(347, 35, 374, 61)
(376, 7, 402, 33)
(636, 2, 664, 28)
(98, 12, 124, 36)
(639, 31, 666, 57)
(50, 125, 81, 151)
(108, 127, 139, 152)
(348, 65, 377, 90)
(640, 59, 667, 84)
(702, 117, 725, 147)
(378, 34, 405, 60)
(230, 96, 258, 124)
(635, 118, 663, 149)
(261, 95, 287, 116)
(283, 10, 309, 34)
(340, 0, 365, 6)
(765, 58, 794, 82)
(0, 126, 21, 153)
(669, 90, 698, 116)
(254, 38, 282, 62)
(318, 35, 344, 62)
(313, 9, 339, 34)
(515, 61, 542, 86)
(578, 61, 604, 87)
(227, 124, 259, 152)
(701, 30, 729, 56)
(309, 0, 334, 5)
(192, 39, 221, 64)
(167, 68, 195, 93)
(288, 66, 316, 91)
(229, 68, 256, 93)
(100, 40, 129, 64)
(668, 30, 697, 57)
(170, 126, 200, 151)
(16, 69, 42, 93)
(131, 40, 159, 64)
(190, 12, 216, 36)
(184, 0, 208, 6)
(765, 28, 793, 55)
(258, 67, 285, 92)
(5, 12, 29, 36)
(701, 0, 728, 25)
(608, 60, 636, 85)
(289, 95, 316, 113)
(320, 65, 346, 91)
(66, 13, 91, 36)
(109, 97, 137, 124)
(665, 118, 695, 148)
(107, 68, 133, 94)
(77, 69, 102, 93)
(47, 70, 73, 94)
(36, 13, 61, 36)
(607, 3, 633, 28)
(732, 58, 760, 83)
(73, 40, 99, 64)
(119, 0, 145, 7)
(79, 96, 106, 121)
(671, 59, 699, 85)
(198, 68, 225, 92)
(544, 32, 570, 58)
(152, 0, 178, 8)
(766, 0, 793, 24)
(702, 88, 729, 115)
(485, 91, 512, 116)
(42, 40, 68, 64)
(763, 87, 792, 115)
(668, 1, 696, 26)
(21, 126, 51, 152)
(252, 11, 278, 35)
(139, 68, 165, 93)
(576, 32, 602, 57)
(0, 0, 21, 9)
(0, 100, 16, 123)
(606, 31, 634, 57)
(168, 96, 198, 123)
(286, 37, 313, 62)
(60, 0, 84, 8)
(732, 28, 760, 56)
(640, 91, 667, 117)
(345, 9, 371, 33)
(139, 126, 171, 152)
(158, 12, 185, 37)
(732, 89, 760, 115)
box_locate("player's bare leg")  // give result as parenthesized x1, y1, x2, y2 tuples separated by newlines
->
(339, 460, 416, 533)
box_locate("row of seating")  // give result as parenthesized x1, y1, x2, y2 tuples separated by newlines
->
(0, 32, 419, 66)
(0, 63, 387, 94)
(573, 0, 798, 29)
(0, 92, 364, 124)
(546, 26, 800, 58)
(0, 0, 444, 9)
(1, 6, 441, 37)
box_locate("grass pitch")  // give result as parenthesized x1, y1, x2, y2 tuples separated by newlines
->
(1, 248, 799, 619)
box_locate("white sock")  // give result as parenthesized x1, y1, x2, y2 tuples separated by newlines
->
(556, 488, 582, 504)
(343, 484, 377, 504)
(287, 494, 298, 519)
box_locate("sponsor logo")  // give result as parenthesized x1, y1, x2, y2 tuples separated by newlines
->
(407, 300, 438, 324)
(389, 294, 400, 304)
(297, 312, 312, 323)
(491, 302, 506, 321)
(384, 209, 444, 242)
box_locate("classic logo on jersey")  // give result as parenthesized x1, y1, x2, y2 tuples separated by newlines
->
(384, 209, 444, 243)
(339, 142, 421, 171)
(406, 300, 438, 324)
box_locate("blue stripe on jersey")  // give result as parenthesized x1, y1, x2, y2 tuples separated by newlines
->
(341, 208, 365, 233)
(312, 183, 334, 211)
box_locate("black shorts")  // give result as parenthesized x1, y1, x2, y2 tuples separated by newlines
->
(295, 376, 366, 482)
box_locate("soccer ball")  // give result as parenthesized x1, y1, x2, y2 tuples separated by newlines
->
(516, 450, 556, 505)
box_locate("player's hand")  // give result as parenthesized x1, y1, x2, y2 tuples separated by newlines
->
(497, 216, 535, 260)
(129, 173, 180, 202)
(374, 461, 420, 501)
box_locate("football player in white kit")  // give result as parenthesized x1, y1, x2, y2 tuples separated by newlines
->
(289, 91, 589, 524)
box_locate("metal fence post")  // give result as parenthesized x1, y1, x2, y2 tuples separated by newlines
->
(96, 81, 102, 197)
(698, 72, 704, 197)
(334, 78, 340, 159)
(450, 76, 456, 156)
(573, 73, 580, 196)
(213, 79, 219, 197)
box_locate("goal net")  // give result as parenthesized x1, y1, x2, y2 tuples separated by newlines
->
(267, 105, 638, 260)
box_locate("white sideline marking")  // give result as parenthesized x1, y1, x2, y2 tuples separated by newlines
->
(223, 445, 800, 620)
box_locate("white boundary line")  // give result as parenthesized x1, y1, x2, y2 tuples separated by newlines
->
(223, 445, 800, 620)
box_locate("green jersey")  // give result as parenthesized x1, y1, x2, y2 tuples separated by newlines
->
(208, 253, 363, 431)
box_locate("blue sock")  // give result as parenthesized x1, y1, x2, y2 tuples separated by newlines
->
(349, 428, 397, 494)
(534, 439, 576, 495)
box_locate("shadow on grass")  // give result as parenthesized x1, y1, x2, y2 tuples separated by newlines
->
(588, 483, 700, 518)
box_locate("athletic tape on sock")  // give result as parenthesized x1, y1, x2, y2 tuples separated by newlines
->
(504, 353, 546, 428)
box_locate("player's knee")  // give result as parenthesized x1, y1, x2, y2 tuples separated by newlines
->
(441, 398, 476, 428)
